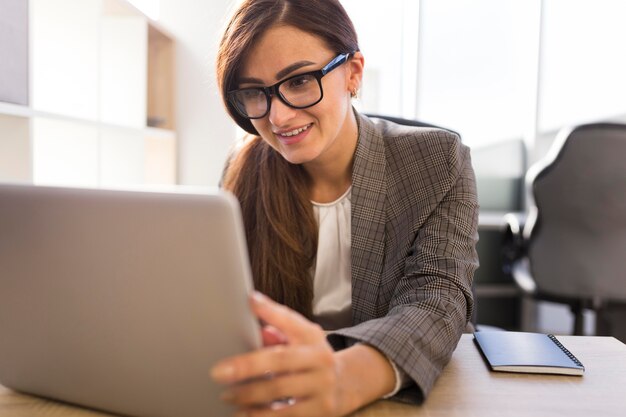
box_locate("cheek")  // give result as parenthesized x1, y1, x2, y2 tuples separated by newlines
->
(317, 86, 350, 127)
(324, 77, 350, 111)
(251, 119, 273, 139)
(250, 119, 266, 133)
(250, 120, 277, 147)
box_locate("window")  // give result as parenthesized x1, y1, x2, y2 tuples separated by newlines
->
(416, 0, 540, 148)
(341, 0, 414, 117)
(342, 0, 626, 154)
(539, 0, 626, 132)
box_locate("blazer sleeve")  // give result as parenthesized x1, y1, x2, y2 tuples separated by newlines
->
(328, 136, 479, 404)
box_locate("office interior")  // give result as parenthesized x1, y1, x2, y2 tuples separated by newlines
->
(1, 0, 625, 340)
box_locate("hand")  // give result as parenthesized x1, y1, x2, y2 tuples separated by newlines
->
(210, 291, 348, 417)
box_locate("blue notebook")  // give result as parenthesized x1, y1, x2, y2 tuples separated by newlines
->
(474, 331, 584, 376)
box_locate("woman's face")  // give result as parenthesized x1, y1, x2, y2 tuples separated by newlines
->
(238, 25, 362, 167)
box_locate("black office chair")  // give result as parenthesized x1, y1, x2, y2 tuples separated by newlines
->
(365, 113, 459, 138)
(503, 123, 626, 340)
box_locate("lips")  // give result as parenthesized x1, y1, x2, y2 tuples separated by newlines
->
(275, 123, 312, 145)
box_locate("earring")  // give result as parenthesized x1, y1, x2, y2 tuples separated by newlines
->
(350, 88, 358, 98)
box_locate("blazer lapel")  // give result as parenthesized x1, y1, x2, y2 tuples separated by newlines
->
(351, 113, 387, 323)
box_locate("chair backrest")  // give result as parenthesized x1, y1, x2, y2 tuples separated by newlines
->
(364, 113, 459, 138)
(524, 123, 626, 301)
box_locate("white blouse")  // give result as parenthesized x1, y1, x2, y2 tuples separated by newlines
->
(311, 187, 353, 331)
(310, 187, 407, 398)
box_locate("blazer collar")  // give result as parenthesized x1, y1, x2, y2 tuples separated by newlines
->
(350, 111, 388, 321)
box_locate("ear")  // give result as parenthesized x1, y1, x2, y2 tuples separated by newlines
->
(346, 51, 364, 93)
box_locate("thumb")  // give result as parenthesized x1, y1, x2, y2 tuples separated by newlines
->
(250, 291, 320, 345)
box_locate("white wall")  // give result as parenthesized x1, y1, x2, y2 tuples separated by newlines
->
(158, 0, 236, 187)
(31, 0, 100, 120)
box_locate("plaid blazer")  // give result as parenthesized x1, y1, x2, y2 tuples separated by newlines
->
(327, 112, 479, 404)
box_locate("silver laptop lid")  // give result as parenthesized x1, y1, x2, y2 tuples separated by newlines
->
(0, 183, 261, 417)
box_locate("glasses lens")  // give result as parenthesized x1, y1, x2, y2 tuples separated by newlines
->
(231, 88, 267, 118)
(278, 74, 321, 108)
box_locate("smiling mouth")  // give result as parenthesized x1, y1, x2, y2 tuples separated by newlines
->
(276, 124, 312, 137)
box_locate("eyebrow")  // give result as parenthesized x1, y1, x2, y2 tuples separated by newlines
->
(238, 60, 317, 85)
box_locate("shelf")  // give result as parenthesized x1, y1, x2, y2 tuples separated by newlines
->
(30, 117, 177, 187)
(103, 0, 175, 130)
(0, 103, 175, 139)
(0, 0, 177, 188)
(0, 102, 32, 118)
(29, 0, 175, 131)
(148, 24, 175, 130)
(0, 114, 31, 182)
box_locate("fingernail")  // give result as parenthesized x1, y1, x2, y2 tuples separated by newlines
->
(252, 291, 267, 304)
(211, 363, 235, 381)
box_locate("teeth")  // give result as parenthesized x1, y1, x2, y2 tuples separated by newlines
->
(280, 124, 310, 137)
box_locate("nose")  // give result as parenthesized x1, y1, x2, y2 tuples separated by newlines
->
(268, 95, 296, 127)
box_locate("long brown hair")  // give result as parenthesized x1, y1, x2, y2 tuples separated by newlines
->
(217, 0, 359, 317)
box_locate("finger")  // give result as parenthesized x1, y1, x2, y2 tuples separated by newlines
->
(221, 368, 328, 407)
(261, 325, 288, 346)
(250, 292, 323, 345)
(211, 344, 331, 384)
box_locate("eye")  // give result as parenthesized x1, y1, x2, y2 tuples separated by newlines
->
(240, 88, 264, 100)
(286, 74, 314, 90)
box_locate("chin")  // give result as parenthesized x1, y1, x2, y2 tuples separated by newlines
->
(278, 149, 318, 166)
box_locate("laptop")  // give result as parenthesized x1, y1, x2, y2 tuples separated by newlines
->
(0, 183, 261, 417)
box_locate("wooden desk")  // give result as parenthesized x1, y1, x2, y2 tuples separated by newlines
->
(2, 335, 626, 417)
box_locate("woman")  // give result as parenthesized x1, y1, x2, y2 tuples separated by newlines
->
(211, 0, 479, 416)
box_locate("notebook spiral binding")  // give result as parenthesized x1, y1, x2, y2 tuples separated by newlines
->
(548, 334, 585, 368)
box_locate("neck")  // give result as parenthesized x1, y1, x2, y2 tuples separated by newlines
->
(304, 110, 359, 203)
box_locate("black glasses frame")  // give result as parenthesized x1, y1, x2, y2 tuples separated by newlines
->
(228, 52, 353, 120)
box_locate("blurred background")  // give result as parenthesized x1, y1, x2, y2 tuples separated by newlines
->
(1, 0, 625, 336)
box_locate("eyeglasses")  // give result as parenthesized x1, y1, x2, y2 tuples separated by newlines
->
(227, 53, 353, 120)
